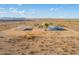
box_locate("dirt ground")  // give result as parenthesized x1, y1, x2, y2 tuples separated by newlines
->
(0, 19, 79, 55)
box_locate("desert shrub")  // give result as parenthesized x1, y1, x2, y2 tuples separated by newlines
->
(6, 36, 24, 44)
(44, 23, 49, 28)
(0, 36, 4, 38)
(28, 51, 39, 55)
(49, 23, 53, 25)
(0, 47, 3, 50)
(7, 39, 17, 44)
(24, 34, 36, 40)
(28, 51, 35, 54)
(34, 24, 39, 27)
(38, 25, 43, 28)
(38, 23, 49, 28)
(34, 22, 54, 29)
(3, 53, 12, 55)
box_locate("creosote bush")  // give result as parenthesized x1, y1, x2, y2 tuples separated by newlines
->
(37, 22, 54, 29)
(23, 34, 36, 40)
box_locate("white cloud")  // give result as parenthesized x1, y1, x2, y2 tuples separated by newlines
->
(31, 11, 36, 14)
(16, 10, 27, 17)
(0, 7, 5, 10)
(17, 4, 22, 6)
(9, 7, 18, 12)
(49, 8, 55, 11)
(18, 10, 26, 15)
(0, 7, 37, 17)
(49, 7, 62, 11)
(0, 12, 8, 14)
(9, 8, 16, 10)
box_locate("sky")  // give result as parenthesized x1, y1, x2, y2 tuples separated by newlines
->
(0, 4, 79, 18)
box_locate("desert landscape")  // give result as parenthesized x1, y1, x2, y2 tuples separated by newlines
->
(0, 18, 79, 55)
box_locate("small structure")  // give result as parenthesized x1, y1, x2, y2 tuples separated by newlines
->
(47, 26, 65, 31)
(16, 25, 33, 31)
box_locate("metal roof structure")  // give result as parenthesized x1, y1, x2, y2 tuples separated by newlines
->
(16, 25, 33, 31)
(47, 26, 65, 31)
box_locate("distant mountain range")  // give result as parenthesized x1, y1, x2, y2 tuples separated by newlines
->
(0, 17, 79, 21)
(0, 17, 27, 21)
(0, 17, 53, 21)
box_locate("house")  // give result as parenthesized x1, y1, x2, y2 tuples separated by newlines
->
(47, 26, 65, 31)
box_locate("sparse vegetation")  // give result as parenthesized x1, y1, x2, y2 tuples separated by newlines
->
(0, 19, 79, 55)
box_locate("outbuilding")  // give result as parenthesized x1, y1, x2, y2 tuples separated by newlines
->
(16, 25, 33, 31)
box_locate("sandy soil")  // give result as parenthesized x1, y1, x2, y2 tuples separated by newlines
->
(0, 26, 79, 55)
(0, 19, 79, 55)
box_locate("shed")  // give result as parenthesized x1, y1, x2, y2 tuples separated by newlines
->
(16, 26, 33, 31)
(47, 26, 65, 31)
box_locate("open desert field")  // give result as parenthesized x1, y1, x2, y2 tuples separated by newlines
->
(0, 19, 79, 55)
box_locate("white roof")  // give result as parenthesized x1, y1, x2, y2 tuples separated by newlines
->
(16, 25, 33, 30)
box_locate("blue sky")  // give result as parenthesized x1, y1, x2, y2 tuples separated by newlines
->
(0, 4, 79, 18)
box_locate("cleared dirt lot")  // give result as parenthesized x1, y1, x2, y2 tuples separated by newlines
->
(0, 19, 79, 55)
